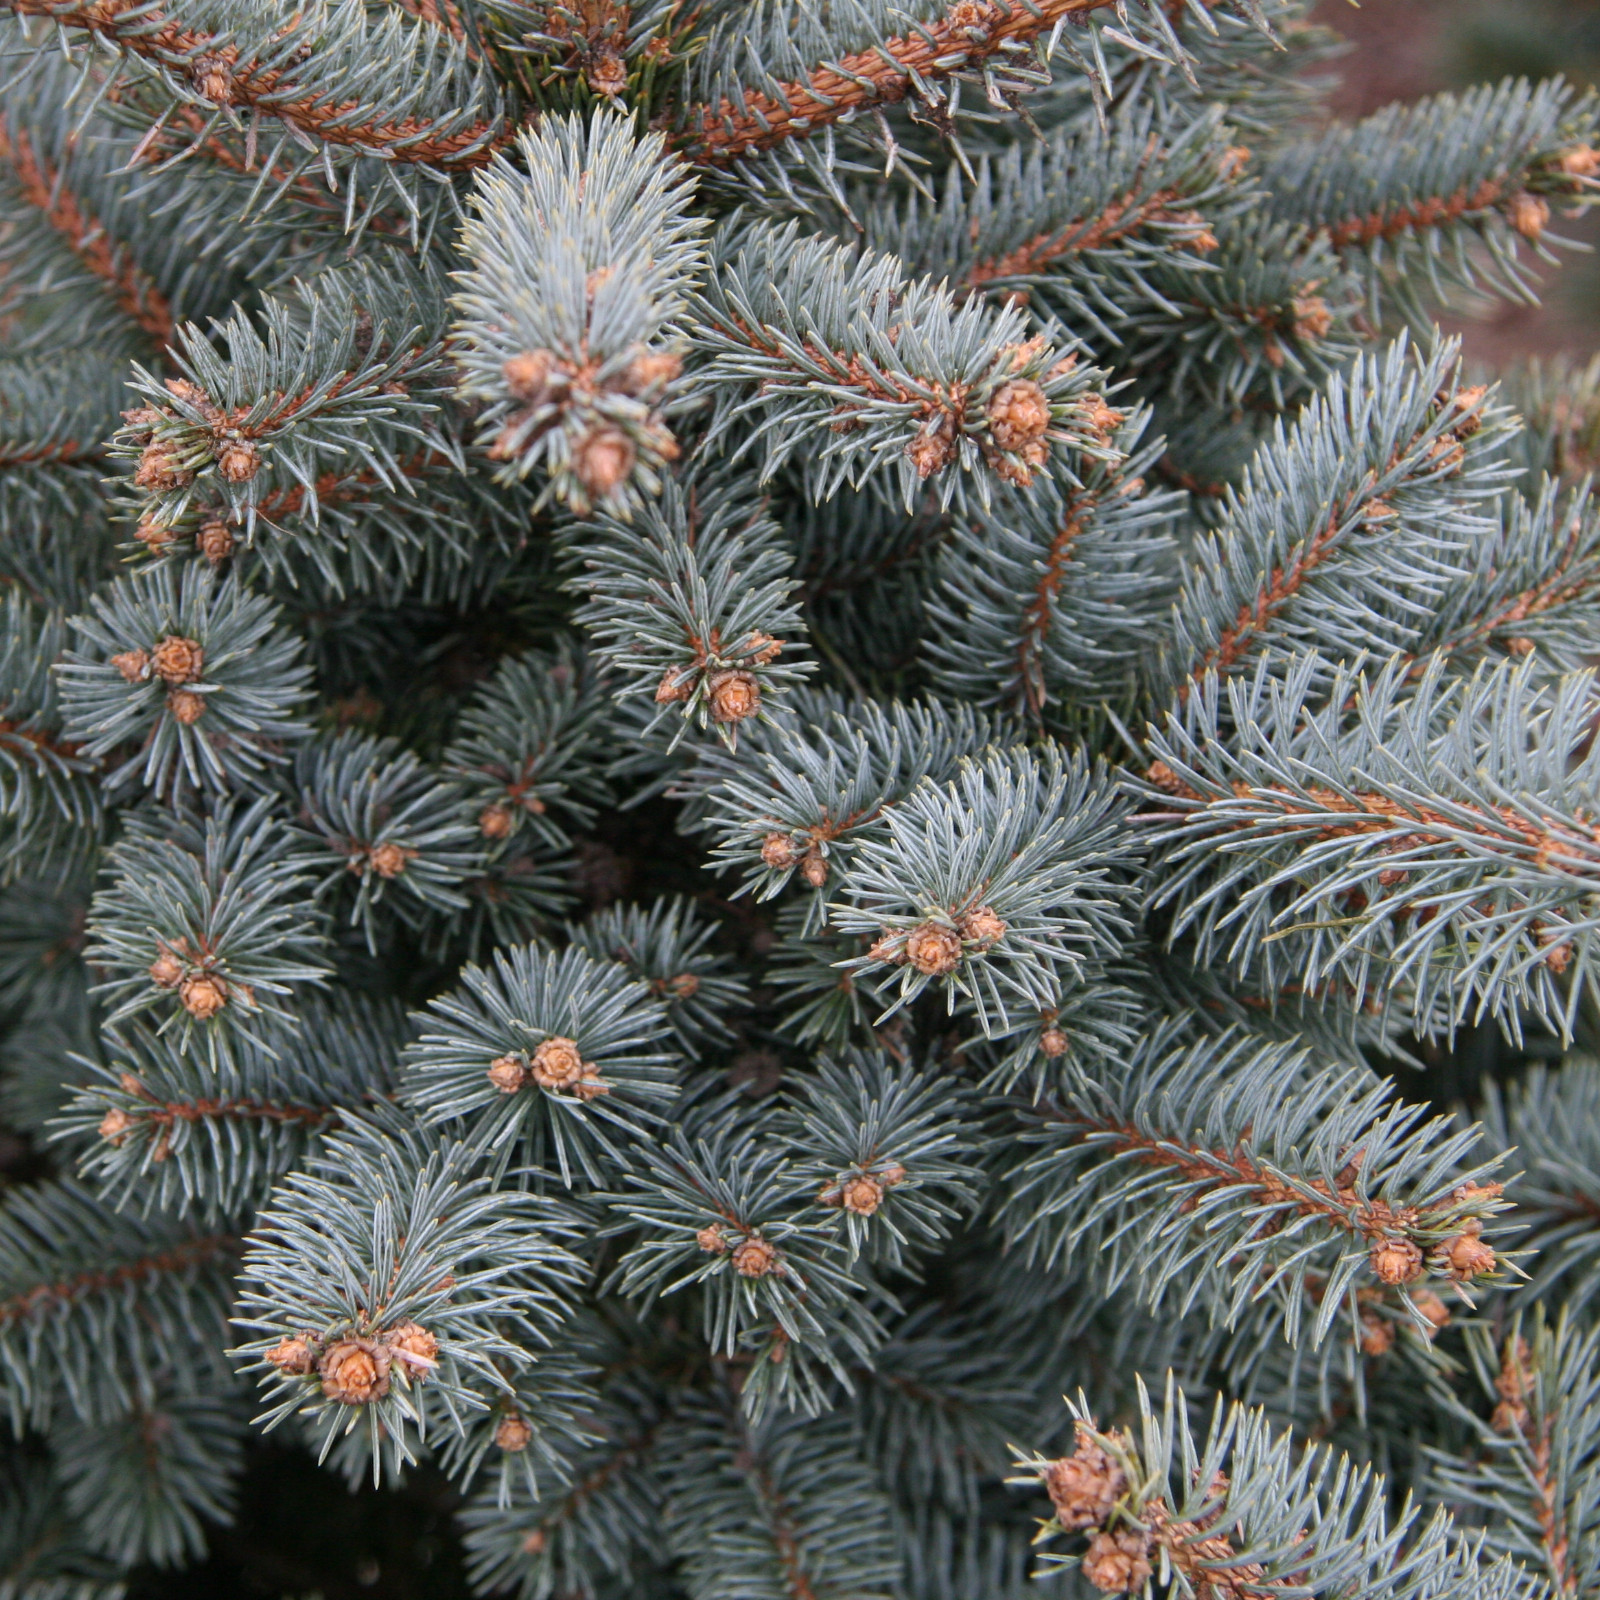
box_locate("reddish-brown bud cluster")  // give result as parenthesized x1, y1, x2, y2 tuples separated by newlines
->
(1043, 1425, 1126, 1533)
(732, 1236, 779, 1278)
(905, 922, 963, 976)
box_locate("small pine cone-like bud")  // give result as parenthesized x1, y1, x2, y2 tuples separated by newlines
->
(151, 635, 205, 685)
(905, 922, 963, 976)
(320, 1338, 391, 1404)
(216, 439, 260, 483)
(666, 972, 701, 1000)
(655, 665, 693, 704)
(868, 932, 908, 965)
(167, 689, 207, 725)
(1508, 191, 1551, 241)
(521, 1529, 548, 1555)
(386, 1322, 439, 1376)
(479, 803, 514, 840)
(906, 414, 957, 479)
(707, 669, 761, 724)
(111, 648, 151, 683)
(800, 851, 828, 888)
(841, 1175, 884, 1216)
(179, 973, 228, 1019)
(573, 1065, 609, 1101)
(368, 841, 416, 879)
(760, 833, 799, 870)
(135, 442, 192, 490)
(1292, 293, 1333, 341)
(745, 631, 784, 666)
(958, 905, 1007, 946)
(134, 518, 175, 550)
(1359, 1312, 1394, 1357)
(622, 349, 683, 394)
(1412, 1288, 1451, 1335)
(487, 1054, 528, 1093)
(1370, 1236, 1425, 1285)
(530, 1035, 586, 1091)
(1043, 1428, 1125, 1532)
(987, 378, 1052, 453)
(149, 949, 184, 988)
(503, 350, 554, 401)
(732, 1236, 779, 1277)
(99, 1108, 136, 1145)
(1560, 144, 1600, 177)
(194, 55, 235, 104)
(584, 43, 628, 97)
(1039, 1026, 1068, 1058)
(696, 1224, 728, 1253)
(267, 1336, 315, 1376)
(199, 518, 235, 563)
(1082, 1528, 1153, 1593)
(1219, 144, 1252, 178)
(880, 1163, 907, 1187)
(496, 1414, 533, 1452)
(573, 426, 637, 499)
(1079, 395, 1126, 444)
(1441, 1227, 1497, 1281)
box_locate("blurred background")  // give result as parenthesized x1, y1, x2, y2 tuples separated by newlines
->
(1311, 0, 1600, 362)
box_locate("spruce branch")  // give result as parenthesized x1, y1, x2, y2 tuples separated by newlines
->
(0, 1449, 126, 1600)
(453, 109, 708, 514)
(59, 991, 406, 1219)
(1163, 334, 1516, 701)
(1141, 651, 1600, 1040)
(1001, 1024, 1513, 1349)
(689, 220, 1124, 507)
(0, 1179, 237, 1430)
(830, 745, 1137, 1037)
(57, 564, 315, 800)
(1011, 1376, 1532, 1598)
(231, 1111, 588, 1484)
(84, 795, 330, 1067)
(400, 942, 680, 1186)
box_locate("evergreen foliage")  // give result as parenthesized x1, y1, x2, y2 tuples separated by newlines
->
(2, 1, 1600, 1595)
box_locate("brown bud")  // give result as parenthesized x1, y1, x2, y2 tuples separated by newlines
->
(98, 1107, 136, 1145)
(655, 665, 692, 704)
(1081, 1527, 1153, 1593)
(503, 350, 554, 401)
(1370, 1236, 1425, 1285)
(584, 44, 628, 97)
(266, 1336, 315, 1376)
(530, 1035, 586, 1091)
(573, 1065, 609, 1101)
(760, 833, 799, 870)
(880, 1163, 907, 1187)
(112, 648, 152, 683)
(1359, 1312, 1394, 1357)
(199, 518, 235, 563)
(1219, 144, 1252, 178)
(521, 1529, 547, 1555)
(319, 1338, 391, 1404)
(573, 426, 636, 499)
(744, 631, 783, 666)
(1441, 1228, 1497, 1281)
(1043, 1427, 1125, 1532)
(151, 635, 205, 685)
(479, 803, 514, 839)
(488, 1054, 527, 1094)
(149, 948, 184, 988)
(906, 415, 957, 479)
(840, 1175, 884, 1216)
(1508, 191, 1551, 241)
(1079, 395, 1126, 444)
(958, 905, 1007, 946)
(800, 852, 828, 888)
(368, 841, 415, 879)
(1560, 145, 1600, 177)
(1292, 293, 1332, 341)
(386, 1321, 439, 1377)
(179, 973, 228, 1019)
(666, 972, 700, 1000)
(707, 669, 761, 725)
(134, 518, 175, 551)
(987, 378, 1052, 453)
(216, 439, 260, 483)
(135, 442, 191, 491)
(696, 1224, 728, 1254)
(732, 1236, 779, 1278)
(496, 1414, 533, 1452)
(167, 689, 207, 724)
(1039, 1026, 1068, 1058)
(623, 349, 683, 394)
(194, 55, 234, 104)
(867, 932, 908, 965)
(1412, 1288, 1451, 1335)
(905, 922, 963, 976)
